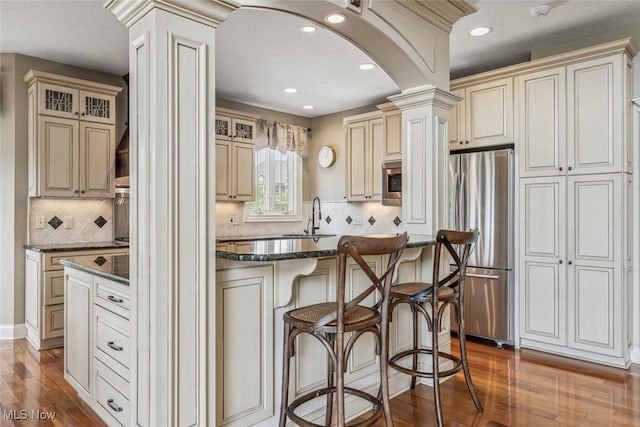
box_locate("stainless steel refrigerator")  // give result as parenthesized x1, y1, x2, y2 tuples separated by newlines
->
(449, 148, 514, 346)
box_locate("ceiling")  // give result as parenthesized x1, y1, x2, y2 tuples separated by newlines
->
(1, 1, 639, 117)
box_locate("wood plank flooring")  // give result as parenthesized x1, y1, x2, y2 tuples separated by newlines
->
(2, 337, 639, 426)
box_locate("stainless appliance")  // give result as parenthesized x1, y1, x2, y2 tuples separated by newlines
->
(381, 160, 401, 206)
(449, 147, 514, 346)
(114, 187, 130, 242)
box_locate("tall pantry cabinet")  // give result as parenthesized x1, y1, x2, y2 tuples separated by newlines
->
(517, 40, 636, 367)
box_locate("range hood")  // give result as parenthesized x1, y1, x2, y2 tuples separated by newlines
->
(116, 74, 129, 183)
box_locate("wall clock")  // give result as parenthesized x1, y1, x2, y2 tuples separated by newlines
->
(318, 145, 336, 168)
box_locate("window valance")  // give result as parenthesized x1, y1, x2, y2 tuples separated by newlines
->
(255, 119, 309, 158)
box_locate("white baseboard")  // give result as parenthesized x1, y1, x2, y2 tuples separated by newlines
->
(631, 346, 640, 364)
(0, 323, 27, 340)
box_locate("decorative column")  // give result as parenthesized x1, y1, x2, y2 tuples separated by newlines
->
(105, 1, 236, 426)
(389, 86, 461, 236)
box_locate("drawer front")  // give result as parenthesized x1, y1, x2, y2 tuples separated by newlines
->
(42, 304, 65, 339)
(94, 359, 130, 427)
(95, 278, 130, 319)
(45, 248, 129, 271)
(95, 306, 130, 371)
(43, 270, 65, 305)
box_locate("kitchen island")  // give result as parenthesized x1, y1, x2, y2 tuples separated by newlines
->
(215, 233, 446, 427)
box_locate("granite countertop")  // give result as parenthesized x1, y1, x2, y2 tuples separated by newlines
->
(60, 255, 130, 285)
(24, 241, 129, 253)
(216, 234, 436, 262)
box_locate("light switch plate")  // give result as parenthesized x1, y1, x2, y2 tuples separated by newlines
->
(64, 216, 73, 229)
(36, 216, 45, 229)
(231, 215, 241, 226)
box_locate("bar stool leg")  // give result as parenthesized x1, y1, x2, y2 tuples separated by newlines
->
(279, 324, 292, 427)
(380, 316, 393, 427)
(410, 305, 418, 390)
(458, 303, 483, 412)
(325, 334, 335, 426)
(336, 330, 346, 427)
(432, 313, 444, 427)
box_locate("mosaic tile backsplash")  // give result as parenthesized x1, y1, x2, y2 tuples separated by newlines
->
(216, 201, 404, 237)
(29, 198, 113, 244)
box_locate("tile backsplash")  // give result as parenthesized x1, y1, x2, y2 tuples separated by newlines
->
(216, 201, 404, 237)
(29, 198, 113, 244)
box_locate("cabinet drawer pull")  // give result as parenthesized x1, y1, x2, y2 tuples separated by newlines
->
(107, 295, 124, 303)
(107, 399, 123, 412)
(568, 166, 573, 171)
(559, 166, 563, 171)
(107, 341, 123, 351)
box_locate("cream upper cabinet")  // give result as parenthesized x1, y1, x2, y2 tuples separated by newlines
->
(345, 114, 384, 201)
(517, 68, 566, 178)
(215, 108, 259, 202)
(450, 77, 513, 151)
(567, 55, 624, 175)
(24, 70, 121, 198)
(378, 103, 402, 161)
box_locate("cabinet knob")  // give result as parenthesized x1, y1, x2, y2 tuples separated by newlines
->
(465, 141, 469, 145)
(559, 260, 563, 264)
(81, 112, 85, 116)
(568, 166, 573, 171)
(74, 190, 79, 194)
(75, 111, 79, 115)
(459, 141, 463, 145)
(559, 166, 563, 171)
(81, 190, 85, 194)
(568, 260, 573, 265)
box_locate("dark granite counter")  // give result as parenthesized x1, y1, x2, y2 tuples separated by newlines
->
(216, 234, 436, 262)
(60, 255, 130, 285)
(24, 241, 129, 252)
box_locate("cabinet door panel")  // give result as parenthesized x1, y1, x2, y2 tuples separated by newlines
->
(449, 89, 464, 148)
(80, 122, 115, 197)
(38, 83, 79, 119)
(43, 271, 65, 305)
(568, 265, 619, 355)
(215, 141, 231, 200)
(216, 266, 273, 426)
(25, 253, 41, 330)
(232, 142, 254, 201)
(346, 122, 368, 201)
(64, 270, 92, 396)
(568, 175, 618, 263)
(370, 118, 384, 199)
(39, 116, 78, 197)
(80, 90, 116, 124)
(518, 68, 566, 177)
(520, 178, 565, 258)
(465, 78, 513, 145)
(383, 113, 402, 161)
(567, 56, 622, 174)
(521, 261, 565, 344)
(43, 304, 65, 339)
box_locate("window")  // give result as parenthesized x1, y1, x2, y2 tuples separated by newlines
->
(245, 147, 302, 221)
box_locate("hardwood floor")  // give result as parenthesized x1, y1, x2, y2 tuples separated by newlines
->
(1, 337, 639, 426)
(0, 339, 105, 427)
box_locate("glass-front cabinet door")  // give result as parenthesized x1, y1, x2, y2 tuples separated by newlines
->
(80, 90, 116, 125)
(215, 115, 232, 140)
(38, 83, 79, 120)
(232, 118, 255, 143)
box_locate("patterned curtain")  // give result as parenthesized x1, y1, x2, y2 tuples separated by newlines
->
(255, 119, 309, 158)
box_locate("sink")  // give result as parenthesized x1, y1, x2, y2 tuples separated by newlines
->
(281, 233, 336, 239)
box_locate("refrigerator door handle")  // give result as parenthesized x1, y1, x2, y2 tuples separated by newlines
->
(454, 172, 461, 229)
(460, 171, 467, 230)
(465, 273, 501, 280)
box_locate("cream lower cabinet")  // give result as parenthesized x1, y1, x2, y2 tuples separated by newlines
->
(519, 174, 631, 366)
(25, 248, 128, 351)
(345, 116, 384, 201)
(216, 265, 274, 427)
(64, 266, 132, 427)
(215, 140, 254, 201)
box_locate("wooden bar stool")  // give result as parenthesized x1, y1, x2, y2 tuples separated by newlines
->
(279, 233, 408, 427)
(388, 229, 483, 427)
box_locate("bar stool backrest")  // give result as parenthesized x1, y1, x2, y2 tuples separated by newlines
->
(432, 229, 479, 302)
(312, 233, 408, 330)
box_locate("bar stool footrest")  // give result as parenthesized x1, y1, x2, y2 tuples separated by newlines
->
(389, 348, 463, 378)
(286, 386, 384, 427)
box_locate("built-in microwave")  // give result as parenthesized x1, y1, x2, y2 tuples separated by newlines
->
(381, 160, 401, 206)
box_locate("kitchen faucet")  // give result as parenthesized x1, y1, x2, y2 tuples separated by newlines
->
(310, 196, 322, 235)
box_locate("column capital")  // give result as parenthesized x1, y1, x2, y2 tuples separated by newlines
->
(105, 0, 238, 28)
(389, 85, 461, 111)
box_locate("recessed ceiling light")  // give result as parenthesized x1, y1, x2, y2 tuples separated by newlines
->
(303, 105, 314, 110)
(359, 63, 376, 70)
(284, 88, 298, 93)
(325, 14, 346, 24)
(469, 27, 492, 37)
(301, 26, 317, 33)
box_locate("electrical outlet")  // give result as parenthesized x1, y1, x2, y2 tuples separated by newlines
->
(352, 216, 362, 225)
(231, 215, 241, 226)
(64, 216, 73, 229)
(36, 216, 45, 229)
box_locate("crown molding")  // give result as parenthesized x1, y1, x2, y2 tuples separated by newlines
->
(104, 0, 239, 28)
(389, 85, 462, 111)
(23, 70, 123, 94)
(394, 0, 476, 33)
